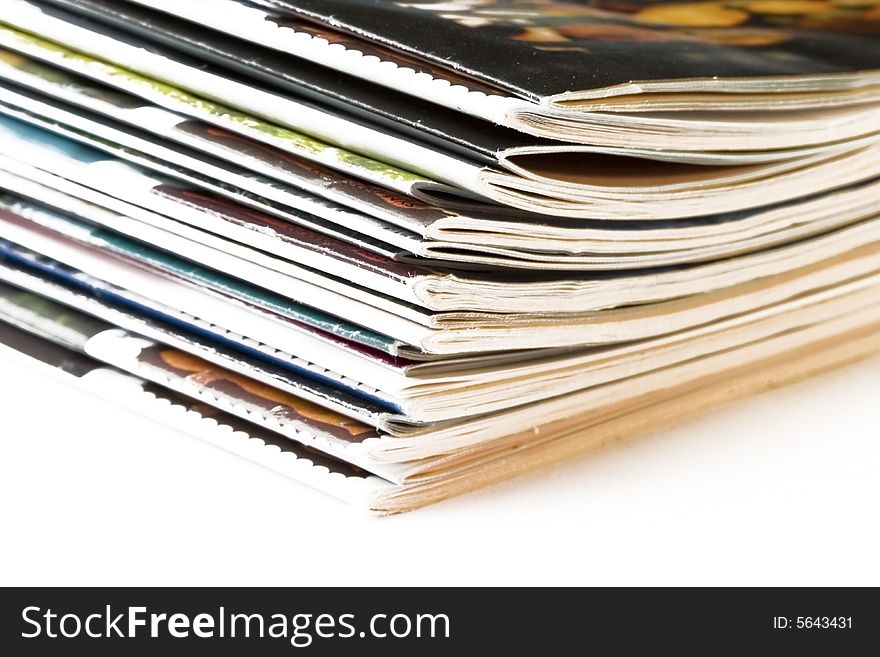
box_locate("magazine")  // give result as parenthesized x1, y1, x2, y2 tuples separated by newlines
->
(0, 317, 396, 506)
(3, 275, 880, 513)
(4, 203, 880, 428)
(4, 118, 880, 326)
(0, 253, 407, 424)
(6, 0, 879, 217)
(5, 196, 880, 361)
(2, 0, 879, 512)
(129, 0, 880, 127)
(2, 60, 879, 271)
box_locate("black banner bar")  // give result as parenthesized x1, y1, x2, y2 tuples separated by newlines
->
(1, 587, 876, 654)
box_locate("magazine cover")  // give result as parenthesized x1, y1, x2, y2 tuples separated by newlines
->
(0, 48, 456, 244)
(4, 231, 880, 434)
(0, 315, 395, 506)
(57, 0, 880, 163)
(5, 189, 880, 363)
(0, 251, 405, 426)
(123, 0, 880, 125)
(4, 270, 879, 495)
(6, 64, 877, 271)
(0, 282, 409, 475)
(3, 127, 880, 342)
(8, 0, 879, 217)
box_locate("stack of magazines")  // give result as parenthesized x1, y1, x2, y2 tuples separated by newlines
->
(0, 0, 878, 513)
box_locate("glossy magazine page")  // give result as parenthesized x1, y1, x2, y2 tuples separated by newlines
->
(9, 0, 880, 218)
(0, 316, 396, 507)
(270, 0, 880, 94)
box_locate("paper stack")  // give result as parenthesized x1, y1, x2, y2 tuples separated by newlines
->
(0, 0, 878, 512)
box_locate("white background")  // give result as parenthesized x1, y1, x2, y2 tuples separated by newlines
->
(1, 352, 878, 586)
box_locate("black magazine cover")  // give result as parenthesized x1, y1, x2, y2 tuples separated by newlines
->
(258, 0, 880, 99)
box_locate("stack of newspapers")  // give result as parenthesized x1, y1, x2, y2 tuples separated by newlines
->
(0, 0, 878, 512)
